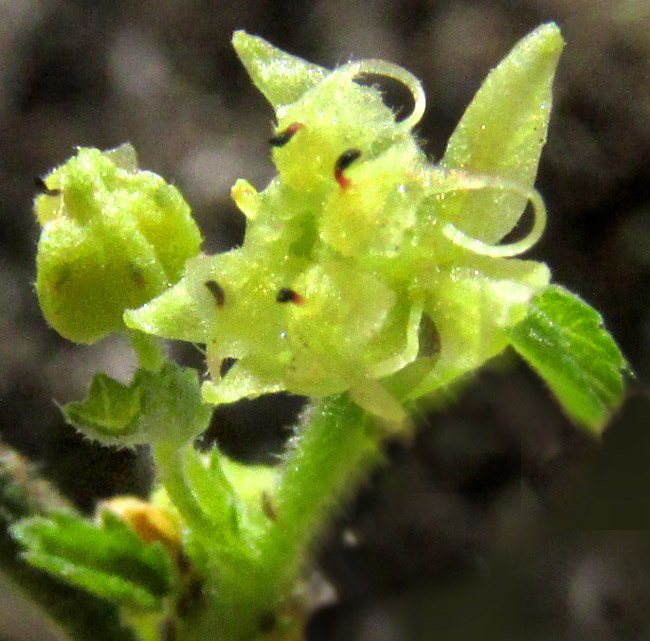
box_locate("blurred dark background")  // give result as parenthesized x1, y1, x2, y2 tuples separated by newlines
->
(2, 1, 650, 640)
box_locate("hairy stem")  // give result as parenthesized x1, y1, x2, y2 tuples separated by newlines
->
(259, 393, 383, 594)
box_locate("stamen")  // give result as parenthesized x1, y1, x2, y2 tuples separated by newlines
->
(334, 148, 362, 189)
(205, 280, 225, 306)
(35, 176, 62, 197)
(276, 288, 304, 304)
(269, 122, 304, 147)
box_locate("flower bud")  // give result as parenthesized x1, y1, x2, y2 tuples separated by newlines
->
(35, 144, 202, 343)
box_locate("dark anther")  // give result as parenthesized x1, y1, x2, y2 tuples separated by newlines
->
(204, 280, 225, 307)
(269, 122, 304, 147)
(35, 176, 62, 196)
(336, 148, 362, 172)
(276, 288, 304, 304)
(220, 357, 237, 378)
(334, 148, 362, 189)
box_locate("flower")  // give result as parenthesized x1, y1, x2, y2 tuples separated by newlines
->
(125, 26, 563, 421)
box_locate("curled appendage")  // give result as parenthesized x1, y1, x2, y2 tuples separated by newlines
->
(429, 170, 547, 257)
(370, 301, 424, 379)
(336, 59, 426, 132)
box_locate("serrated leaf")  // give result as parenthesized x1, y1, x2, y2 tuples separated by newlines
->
(62, 361, 212, 447)
(11, 512, 175, 610)
(508, 285, 629, 432)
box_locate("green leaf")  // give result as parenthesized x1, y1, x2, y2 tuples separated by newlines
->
(11, 512, 175, 610)
(440, 22, 564, 243)
(508, 285, 629, 432)
(62, 361, 212, 447)
(0, 443, 138, 641)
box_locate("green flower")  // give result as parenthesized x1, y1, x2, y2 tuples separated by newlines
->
(125, 25, 563, 421)
(35, 144, 202, 344)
